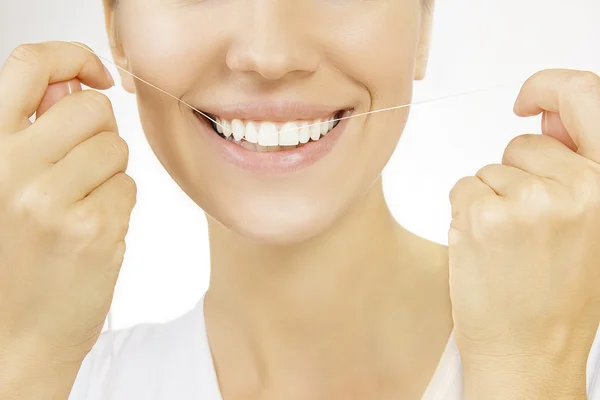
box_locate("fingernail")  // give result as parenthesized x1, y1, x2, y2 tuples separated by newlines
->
(103, 64, 115, 87)
(67, 78, 82, 94)
(542, 111, 548, 134)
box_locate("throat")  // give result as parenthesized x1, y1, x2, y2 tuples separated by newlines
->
(202, 178, 453, 398)
(203, 240, 453, 400)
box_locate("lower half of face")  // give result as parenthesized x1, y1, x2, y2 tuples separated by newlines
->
(120, 0, 423, 244)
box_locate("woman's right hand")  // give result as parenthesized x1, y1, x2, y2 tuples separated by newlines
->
(0, 41, 136, 366)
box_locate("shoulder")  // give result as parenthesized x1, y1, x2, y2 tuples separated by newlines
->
(68, 298, 213, 400)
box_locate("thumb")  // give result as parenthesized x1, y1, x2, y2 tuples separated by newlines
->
(514, 69, 600, 163)
(36, 78, 82, 119)
(542, 111, 578, 152)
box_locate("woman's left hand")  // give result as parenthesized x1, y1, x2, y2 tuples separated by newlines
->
(449, 69, 600, 400)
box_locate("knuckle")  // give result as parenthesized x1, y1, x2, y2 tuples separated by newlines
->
(507, 134, 536, 150)
(465, 197, 484, 220)
(572, 164, 600, 186)
(97, 132, 129, 162)
(14, 184, 56, 221)
(116, 172, 137, 194)
(570, 165, 600, 206)
(568, 71, 600, 94)
(471, 197, 494, 222)
(475, 164, 497, 179)
(67, 206, 105, 242)
(471, 198, 507, 236)
(69, 41, 93, 52)
(449, 176, 471, 203)
(8, 43, 42, 67)
(83, 90, 113, 111)
(503, 134, 535, 164)
(515, 178, 550, 203)
(77, 90, 115, 123)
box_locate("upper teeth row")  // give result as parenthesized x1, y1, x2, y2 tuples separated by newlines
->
(214, 116, 338, 146)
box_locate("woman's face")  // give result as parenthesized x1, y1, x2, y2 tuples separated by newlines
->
(106, 0, 433, 244)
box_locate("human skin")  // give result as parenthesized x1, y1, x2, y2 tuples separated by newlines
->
(0, 42, 135, 399)
(450, 69, 600, 400)
(102, 1, 600, 398)
(100, 0, 451, 399)
(1, 1, 599, 400)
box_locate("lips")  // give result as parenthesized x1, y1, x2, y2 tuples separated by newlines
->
(191, 107, 353, 174)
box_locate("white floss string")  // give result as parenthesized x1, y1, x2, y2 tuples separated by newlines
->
(74, 41, 525, 340)
(73, 41, 526, 363)
(69, 42, 525, 135)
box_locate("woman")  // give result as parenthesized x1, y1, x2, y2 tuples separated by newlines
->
(1, 0, 600, 398)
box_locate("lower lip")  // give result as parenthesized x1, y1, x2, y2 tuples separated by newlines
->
(193, 112, 351, 174)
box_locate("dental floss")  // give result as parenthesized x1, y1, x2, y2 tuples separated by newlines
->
(70, 41, 525, 365)
(68, 42, 525, 135)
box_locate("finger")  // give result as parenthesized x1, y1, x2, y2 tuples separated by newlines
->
(24, 90, 118, 163)
(513, 69, 600, 163)
(501, 133, 585, 183)
(36, 79, 82, 118)
(0, 41, 114, 133)
(542, 111, 577, 152)
(75, 172, 137, 238)
(476, 163, 531, 197)
(449, 176, 497, 219)
(48, 131, 128, 202)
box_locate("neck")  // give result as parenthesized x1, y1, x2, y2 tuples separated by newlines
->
(207, 177, 412, 324)
(203, 177, 450, 396)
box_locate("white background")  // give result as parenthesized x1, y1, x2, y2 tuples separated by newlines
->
(1, 0, 599, 330)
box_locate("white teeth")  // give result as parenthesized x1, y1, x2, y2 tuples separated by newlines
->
(222, 120, 233, 138)
(279, 122, 299, 146)
(258, 122, 279, 146)
(212, 113, 342, 150)
(245, 122, 259, 143)
(319, 119, 329, 135)
(232, 119, 245, 141)
(299, 123, 310, 144)
(310, 120, 322, 141)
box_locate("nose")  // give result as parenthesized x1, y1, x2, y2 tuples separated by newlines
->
(226, 3, 320, 81)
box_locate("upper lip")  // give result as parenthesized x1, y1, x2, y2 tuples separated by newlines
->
(194, 101, 352, 122)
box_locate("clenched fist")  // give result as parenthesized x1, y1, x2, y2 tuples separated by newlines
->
(449, 69, 600, 399)
(0, 41, 136, 371)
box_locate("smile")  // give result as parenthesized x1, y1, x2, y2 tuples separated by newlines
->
(198, 110, 346, 152)
(192, 105, 354, 174)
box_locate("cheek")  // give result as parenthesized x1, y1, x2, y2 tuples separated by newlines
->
(321, 5, 419, 166)
(117, 8, 225, 178)
(119, 6, 222, 96)
(323, 4, 420, 91)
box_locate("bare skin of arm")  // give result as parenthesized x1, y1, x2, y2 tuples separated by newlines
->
(450, 68, 600, 400)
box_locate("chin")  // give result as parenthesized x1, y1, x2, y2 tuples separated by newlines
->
(210, 199, 341, 246)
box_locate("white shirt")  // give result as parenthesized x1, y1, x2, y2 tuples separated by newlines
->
(69, 294, 600, 399)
